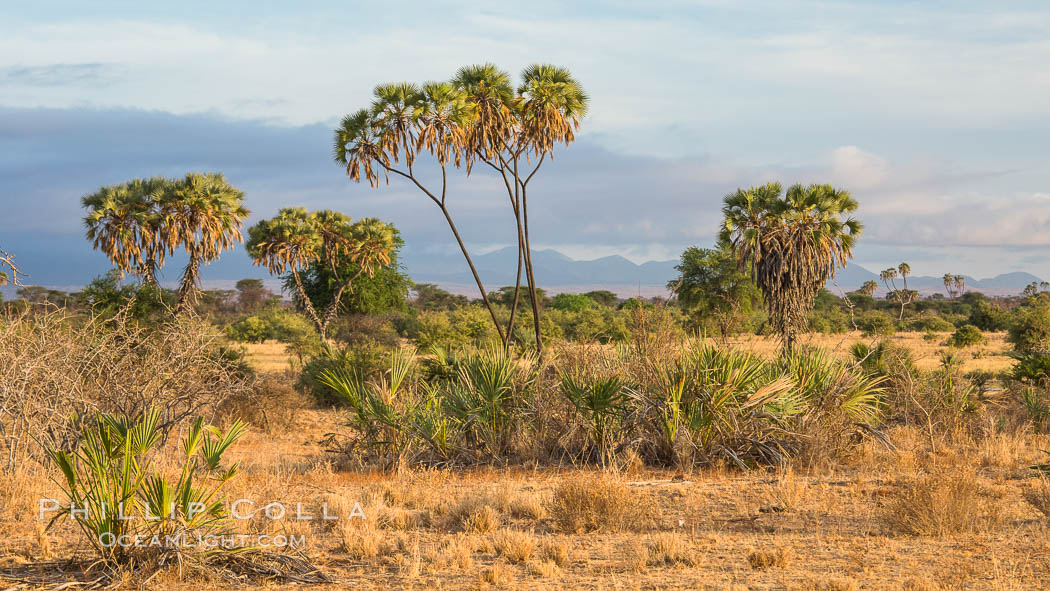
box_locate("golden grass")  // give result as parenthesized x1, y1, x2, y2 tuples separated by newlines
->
(9, 378, 1049, 589)
(242, 331, 1017, 375)
(239, 340, 294, 373)
(725, 330, 1013, 372)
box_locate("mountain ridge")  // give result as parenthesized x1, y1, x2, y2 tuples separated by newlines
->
(402, 247, 1044, 296)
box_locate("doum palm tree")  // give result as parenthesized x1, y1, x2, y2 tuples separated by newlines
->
(246, 208, 396, 340)
(82, 173, 248, 313)
(82, 177, 169, 286)
(333, 62, 587, 355)
(165, 173, 249, 311)
(721, 182, 862, 354)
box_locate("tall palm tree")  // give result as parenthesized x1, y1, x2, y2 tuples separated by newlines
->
(451, 63, 588, 354)
(881, 263, 915, 320)
(943, 273, 957, 299)
(164, 173, 248, 311)
(246, 208, 395, 340)
(859, 280, 878, 297)
(721, 182, 861, 354)
(82, 178, 168, 286)
(335, 63, 588, 356)
(335, 81, 509, 347)
(512, 64, 588, 355)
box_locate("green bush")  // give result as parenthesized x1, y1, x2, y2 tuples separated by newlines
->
(551, 293, 596, 312)
(948, 324, 984, 348)
(224, 308, 314, 343)
(226, 315, 269, 343)
(1009, 296, 1050, 354)
(1011, 352, 1050, 383)
(969, 300, 1009, 331)
(856, 310, 896, 336)
(905, 312, 955, 333)
(299, 343, 390, 405)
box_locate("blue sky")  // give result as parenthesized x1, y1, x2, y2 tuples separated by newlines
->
(2, 1, 1049, 286)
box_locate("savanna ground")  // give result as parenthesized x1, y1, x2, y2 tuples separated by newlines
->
(3, 331, 1045, 591)
(242, 330, 1015, 375)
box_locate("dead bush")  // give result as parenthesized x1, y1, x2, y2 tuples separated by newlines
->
(885, 468, 1002, 536)
(451, 498, 500, 534)
(491, 529, 536, 563)
(549, 473, 644, 533)
(0, 308, 253, 470)
(540, 536, 572, 567)
(216, 373, 307, 432)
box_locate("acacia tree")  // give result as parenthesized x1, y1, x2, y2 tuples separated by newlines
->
(333, 63, 587, 354)
(246, 208, 396, 340)
(83, 174, 248, 312)
(880, 262, 917, 320)
(671, 244, 761, 342)
(721, 182, 862, 354)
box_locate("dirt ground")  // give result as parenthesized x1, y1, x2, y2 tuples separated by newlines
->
(2, 402, 1047, 590)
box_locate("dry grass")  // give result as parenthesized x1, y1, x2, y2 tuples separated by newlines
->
(885, 468, 1002, 536)
(790, 577, 859, 591)
(7, 327, 1050, 589)
(549, 473, 644, 533)
(453, 499, 501, 534)
(726, 330, 1013, 372)
(1023, 477, 1050, 518)
(645, 532, 700, 567)
(240, 340, 294, 373)
(490, 529, 536, 563)
(747, 546, 792, 570)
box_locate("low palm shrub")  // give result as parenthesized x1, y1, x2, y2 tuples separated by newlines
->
(559, 373, 629, 464)
(43, 408, 246, 562)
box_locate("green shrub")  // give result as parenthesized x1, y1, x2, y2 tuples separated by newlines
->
(948, 324, 984, 348)
(856, 310, 896, 336)
(1009, 296, 1050, 354)
(226, 315, 269, 343)
(905, 312, 956, 333)
(969, 300, 1009, 331)
(552, 293, 596, 312)
(299, 343, 390, 405)
(1011, 352, 1050, 383)
(224, 308, 314, 343)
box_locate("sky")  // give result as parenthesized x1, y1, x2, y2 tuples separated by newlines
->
(2, 0, 1049, 288)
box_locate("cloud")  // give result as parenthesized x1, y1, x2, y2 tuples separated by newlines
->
(1, 63, 120, 87)
(1, 106, 1048, 286)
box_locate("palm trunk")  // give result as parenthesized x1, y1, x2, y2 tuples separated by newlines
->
(505, 229, 525, 352)
(521, 190, 543, 356)
(176, 255, 201, 314)
(140, 258, 158, 288)
(290, 268, 327, 340)
(438, 204, 508, 348)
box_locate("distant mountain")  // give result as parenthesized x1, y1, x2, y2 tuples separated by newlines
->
(402, 247, 1044, 297)
(845, 270, 1043, 295)
(403, 247, 679, 296)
